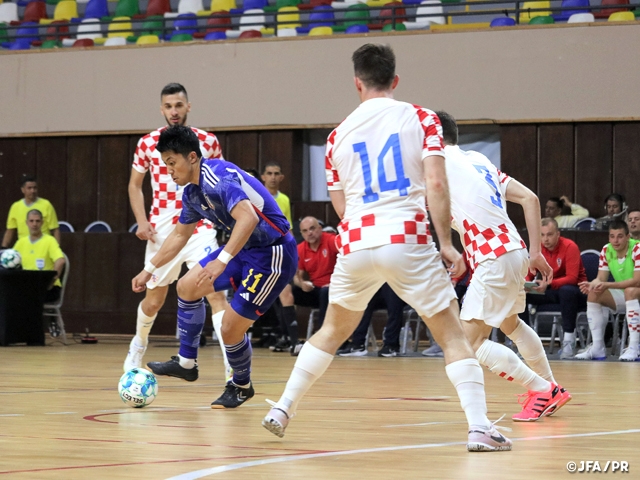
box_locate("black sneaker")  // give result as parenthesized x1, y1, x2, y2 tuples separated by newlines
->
(211, 382, 255, 409)
(338, 345, 367, 357)
(146, 356, 199, 382)
(269, 338, 290, 352)
(336, 341, 353, 355)
(378, 345, 398, 357)
(290, 342, 304, 356)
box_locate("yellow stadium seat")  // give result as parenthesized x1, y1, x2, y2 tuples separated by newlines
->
(367, 0, 391, 7)
(277, 6, 301, 28)
(608, 11, 634, 21)
(108, 16, 133, 37)
(519, 1, 550, 23)
(53, 1, 78, 20)
(309, 25, 332, 35)
(430, 22, 490, 31)
(210, 0, 236, 12)
(137, 34, 160, 44)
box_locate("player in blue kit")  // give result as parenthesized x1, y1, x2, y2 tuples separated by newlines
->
(132, 125, 298, 409)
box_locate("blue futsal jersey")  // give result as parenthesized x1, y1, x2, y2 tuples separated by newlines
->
(179, 158, 291, 248)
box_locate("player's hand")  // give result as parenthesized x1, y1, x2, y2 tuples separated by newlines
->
(301, 280, 314, 292)
(579, 281, 592, 295)
(440, 245, 466, 279)
(532, 279, 547, 294)
(136, 221, 157, 243)
(196, 260, 226, 288)
(592, 279, 607, 293)
(559, 195, 572, 207)
(529, 252, 553, 284)
(132, 270, 151, 293)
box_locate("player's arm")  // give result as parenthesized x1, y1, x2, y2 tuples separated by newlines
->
(132, 221, 196, 292)
(504, 178, 553, 283)
(196, 199, 258, 287)
(424, 155, 464, 277)
(294, 268, 314, 291)
(128, 168, 157, 243)
(598, 270, 640, 291)
(580, 269, 610, 294)
(1, 229, 16, 249)
(329, 190, 346, 220)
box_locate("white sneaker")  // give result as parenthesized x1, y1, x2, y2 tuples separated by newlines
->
(262, 399, 292, 438)
(559, 341, 575, 360)
(467, 417, 512, 452)
(422, 343, 444, 357)
(123, 338, 147, 372)
(619, 346, 640, 362)
(574, 345, 606, 361)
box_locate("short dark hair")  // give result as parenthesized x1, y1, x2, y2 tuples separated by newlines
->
(157, 125, 201, 158)
(435, 111, 458, 146)
(27, 209, 43, 220)
(604, 193, 625, 207)
(262, 162, 282, 174)
(628, 209, 640, 216)
(547, 197, 564, 209)
(609, 220, 629, 235)
(161, 83, 188, 100)
(352, 44, 396, 90)
(21, 174, 37, 187)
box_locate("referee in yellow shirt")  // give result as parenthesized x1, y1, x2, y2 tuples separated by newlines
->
(2, 175, 60, 248)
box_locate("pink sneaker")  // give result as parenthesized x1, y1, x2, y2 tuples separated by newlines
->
(512, 383, 567, 422)
(544, 385, 572, 417)
(467, 424, 512, 452)
(262, 400, 291, 438)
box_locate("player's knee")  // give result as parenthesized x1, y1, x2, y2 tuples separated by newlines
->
(176, 277, 197, 300)
(587, 291, 601, 303)
(280, 289, 294, 306)
(624, 287, 640, 301)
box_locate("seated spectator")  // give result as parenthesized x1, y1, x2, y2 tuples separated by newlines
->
(13, 209, 66, 304)
(2, 175, 60, 248)
(336, 283, 406, 357)
(576, 220, 640, 362)
(545, 195, 589, 229)
(594, 193, 628, 231)
(273, 216, 338, 355)
(519, 218, 587, 359)
(628, 210, 640, 241)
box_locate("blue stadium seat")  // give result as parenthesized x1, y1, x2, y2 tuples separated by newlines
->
(309, 5, 335, 27)
(84, 0, 110, 19)
(58, 221, 75, 233)
(84, 221, 112, 233)
(345, 23, 369, 33)
(242, 0, 268, 10)
(170, 12, 199, 38)
(204, 30, 227, 39)
(490, 16, 516, 26)
(16, 22, 41, 43)
(553, 0, 590, 21)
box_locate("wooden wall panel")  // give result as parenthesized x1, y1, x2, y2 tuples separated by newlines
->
(224, 132, 259, 172)
(66, 137, 99, 232)
(97, 136, 131, 232)
(575, 123, 613, 217)
(117, 233, 147, 313)
(292, 201, 329, 226)
(59, 232, 85, 311)
(613, 123, 640, 210)
(35, 138, 68, 222)
(259, 130, 304, 202)
(538, 124, 574, 206)
(499, 125, 537, 228)
(0, 138, 37, 228)
(83, 233, 118, 312)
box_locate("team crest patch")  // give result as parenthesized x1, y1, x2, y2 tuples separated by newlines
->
(203, 194, 215, 210)
(322, 248, 328, 257)
(557, 258, 562, 267)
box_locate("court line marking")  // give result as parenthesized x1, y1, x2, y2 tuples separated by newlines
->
(0, 414, 23, 417)
(45, 412, 77, 415)
(165, 428, 640, 480)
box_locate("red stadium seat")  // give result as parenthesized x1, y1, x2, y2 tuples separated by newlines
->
(45, 20, 70, 40)
(206, 11, 232, 32)
(146, 0, 172, 17)
(298, 0, 332, 11)
(594, 0, 630, 19)
(378, 2, 407, 23)
(24, 1, 48, 23)
(239, 29, 262, 37)
(73, 38, 95, 47)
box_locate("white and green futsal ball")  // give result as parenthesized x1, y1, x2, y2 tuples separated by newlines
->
(0, 249, 21, 269)
(118, 368, 158, 408)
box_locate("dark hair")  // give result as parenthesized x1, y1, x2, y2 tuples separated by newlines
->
(26, 209, 43, 220)
(435, 111, 458, 146)
(352, 44, 396, 90)
(628, 209, 640, 216)
(157, 125, 201, 158)
(161, 83, 188, 100)
(21, 174, 37, 187)
(245, 168, 263, 183)
(547, 197, 564, 209)
(262, 162, 282, 174)
(604, 193, 625, 207)
(609, 220, 629, 235)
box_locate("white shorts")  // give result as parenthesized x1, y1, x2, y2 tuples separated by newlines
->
(608, 288, 627, 314)
(329, 243, 456, 318)
(460, 248, 529, 328)
(144, 228, 218, 289)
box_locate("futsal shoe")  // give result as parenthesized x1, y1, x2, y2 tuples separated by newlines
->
(211, 381, 255, 409)
(559, 341, 575, 360)
(146, 356, 199, 382)
(467, 424, 512, 452)
(123, 338, 147, 372)
(421, 343, 444, 357)
(262, 400, 291, 438)
(574, 345, 607, 361)
(619, 346, 640, 362)
(512, 383, 570, 422)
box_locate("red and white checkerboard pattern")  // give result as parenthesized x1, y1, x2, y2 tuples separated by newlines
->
(598, 243, 640, 271)
(628, 309, 640, 333)
(133, 126, 222, 233)
(411, 104, 445, 156)
(462, 220, 527, 269)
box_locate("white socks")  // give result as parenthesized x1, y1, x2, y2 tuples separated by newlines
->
(276, 342, 334, 416)
(178, 355, 196, 369)
(134, 302, 157, 348)
(587, 302, 607, 353)
(445, 358, 490, 429)
(563, 331, 576, 345)
(626, 299, 640, 349)
(212, 310, 232, 375)
(476, 339, 551, 393)
(507, 320, 556, 383)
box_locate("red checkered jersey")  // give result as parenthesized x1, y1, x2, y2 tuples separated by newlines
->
(132, 126, 223, 234)
(444, 145, 526, 269)
(598, 241, 640, 276)
(325, 98, 444, 255)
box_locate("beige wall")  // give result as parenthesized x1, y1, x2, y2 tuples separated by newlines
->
(1, 23, 638, 136)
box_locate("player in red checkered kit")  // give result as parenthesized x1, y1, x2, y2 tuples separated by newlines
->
(263, 44, 512, 452)
(124, 83, 231, 381)
(436, 111, 572, 422)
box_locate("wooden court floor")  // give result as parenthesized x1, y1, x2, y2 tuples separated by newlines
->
(1, 339, 639, 479)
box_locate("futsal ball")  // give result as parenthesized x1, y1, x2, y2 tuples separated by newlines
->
(118, 368, 158, 408)
(0, 249, 21, 269)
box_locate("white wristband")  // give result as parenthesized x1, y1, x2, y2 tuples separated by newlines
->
(144, 261, 157, 275)
(217, 250, 233, 265)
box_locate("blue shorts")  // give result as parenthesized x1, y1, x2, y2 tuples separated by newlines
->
(199, 233, 298, 321)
